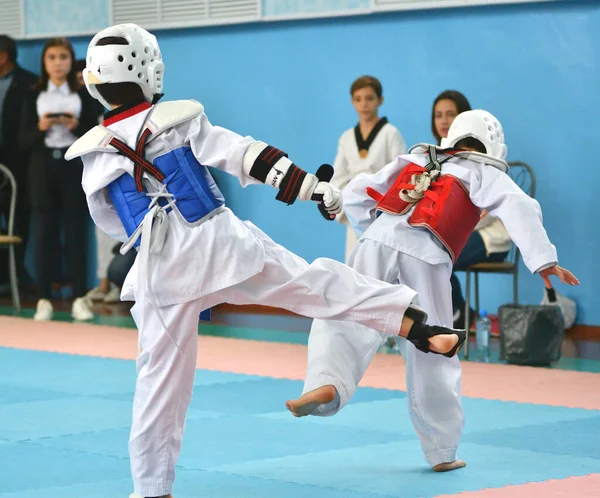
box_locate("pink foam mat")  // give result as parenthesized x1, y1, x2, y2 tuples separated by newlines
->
(436, 473, 600, 497)
(1, 316, 600, 409)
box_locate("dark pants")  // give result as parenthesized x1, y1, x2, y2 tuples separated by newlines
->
(34, 149, 89, 300)
(451, 232, 508, 312)
(107, 249, 136, 289)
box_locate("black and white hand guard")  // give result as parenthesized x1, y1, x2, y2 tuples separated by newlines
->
(243, 143, 342, 220)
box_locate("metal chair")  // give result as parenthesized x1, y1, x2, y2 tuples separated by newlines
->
(463, 161, 536, 358)
(0, 163, 22, 312)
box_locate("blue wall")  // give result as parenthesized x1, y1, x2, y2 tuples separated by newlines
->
(24, 0, 109, 36)
(17, 0, 599, 323)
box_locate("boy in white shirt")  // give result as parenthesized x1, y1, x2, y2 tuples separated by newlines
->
(332, 75, 406, 261)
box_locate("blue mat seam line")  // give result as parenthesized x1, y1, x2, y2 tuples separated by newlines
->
(21, 439, 131, 462)
(190, 467, 399, 498)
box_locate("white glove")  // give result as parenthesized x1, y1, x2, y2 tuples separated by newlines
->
(311, 182, 343, 215)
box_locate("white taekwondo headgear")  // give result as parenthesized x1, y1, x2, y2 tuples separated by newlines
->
(441, 109, 507, 161)
(83, 23, 164, 109)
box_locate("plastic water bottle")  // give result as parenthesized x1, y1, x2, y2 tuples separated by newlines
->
(475, 310, 491, 362)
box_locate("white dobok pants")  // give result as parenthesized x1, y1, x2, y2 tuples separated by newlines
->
(344, 224, 359, 263)
(301, 238, 464, 467)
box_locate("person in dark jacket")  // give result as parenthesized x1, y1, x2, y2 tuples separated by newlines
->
(0, 35, 37, 288)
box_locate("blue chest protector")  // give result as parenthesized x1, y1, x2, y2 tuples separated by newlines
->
(107, 146, 224, 246)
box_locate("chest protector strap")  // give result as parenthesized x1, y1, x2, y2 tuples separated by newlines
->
(106, 128, 168, 249)
(109, 129, 166, 192)
(366, 146, 481, 262)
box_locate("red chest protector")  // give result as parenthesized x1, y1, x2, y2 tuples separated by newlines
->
(366, 146, 481, 262)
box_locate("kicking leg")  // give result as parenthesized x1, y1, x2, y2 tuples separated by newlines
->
(214, 225, 464, 353)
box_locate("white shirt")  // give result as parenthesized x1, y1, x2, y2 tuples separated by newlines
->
(332, 120, 406, 225)
(36, 81, 81, 149)
(343, 152, 558, 273)
(332, 121, 406, 192)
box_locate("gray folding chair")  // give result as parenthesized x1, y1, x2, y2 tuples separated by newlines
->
(463, 161, 536, 358)
(0, 163, 22, 312)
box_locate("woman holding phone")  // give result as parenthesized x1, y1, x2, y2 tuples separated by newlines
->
(20, 37, 98, 321)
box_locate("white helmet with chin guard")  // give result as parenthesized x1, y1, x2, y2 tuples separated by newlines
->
(83, 23, 164, 109)
(441, 109, 507, 161)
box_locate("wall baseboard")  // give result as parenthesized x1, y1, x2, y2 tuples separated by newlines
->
(567, 325, 600, 342)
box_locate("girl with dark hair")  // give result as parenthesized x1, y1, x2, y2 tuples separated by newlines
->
(431, 90, 472, 145)
(20, 37, 98, 321)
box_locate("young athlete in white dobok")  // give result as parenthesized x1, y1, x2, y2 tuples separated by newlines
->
(65, 23, 467, 498)
(287, 109, 579, 472)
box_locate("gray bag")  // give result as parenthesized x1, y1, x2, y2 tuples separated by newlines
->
(498, 304, 565, 366)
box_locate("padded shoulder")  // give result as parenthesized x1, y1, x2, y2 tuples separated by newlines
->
(65, 126, 118, 161)
(146, 100, 205, 136)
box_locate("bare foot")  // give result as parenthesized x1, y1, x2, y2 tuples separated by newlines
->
(428, 334, 460, 356)
(285, 385, 336, 417)
(433, 460, 466, 472)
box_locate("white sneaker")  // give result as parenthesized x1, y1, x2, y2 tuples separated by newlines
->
(72, 297, 94, 321)
(33, 299, 53, 321)
(103, 286, 121, 304)
(86, 286, 107, 301)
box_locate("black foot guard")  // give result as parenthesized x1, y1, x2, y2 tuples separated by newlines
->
(407, 322, 466, 358)
(404, 304, 428, 324)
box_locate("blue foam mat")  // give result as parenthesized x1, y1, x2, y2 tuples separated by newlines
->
(2, 347, 599, 498)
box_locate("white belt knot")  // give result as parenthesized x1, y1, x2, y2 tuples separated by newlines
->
(121, 185, 175, 256)
(120, 184, 183, 359)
